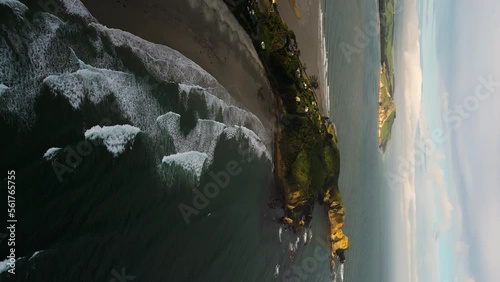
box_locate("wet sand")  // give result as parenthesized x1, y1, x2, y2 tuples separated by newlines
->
(80, 0, 276, 129)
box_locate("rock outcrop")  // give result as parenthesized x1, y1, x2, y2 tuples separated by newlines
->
(323, 189, 349, 269)
(378, 65, 396, 152)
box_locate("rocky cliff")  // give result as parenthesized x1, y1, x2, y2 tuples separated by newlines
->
(277, 120, 348, 270)
(377, 0, 397, 152)
(378, 65, 396, 152)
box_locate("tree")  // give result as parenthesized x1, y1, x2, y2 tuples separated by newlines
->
(309, 75, 319, 89)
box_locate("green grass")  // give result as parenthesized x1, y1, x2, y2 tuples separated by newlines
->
(380, 110, 395, 150)
(260, 24, 272, 59)
(291, 149, 311, 190)
(223, 0, 343, 214)
(378, 0, 396, 151)
(279, 113, 340, 201)
(380, 66, 393, 110)
(380, 0, 395, 94)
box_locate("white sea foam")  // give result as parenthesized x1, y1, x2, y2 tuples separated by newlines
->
(318, 5, 331, 116)
(0, 83, 8, 96)
(156, 112, 271, 164)
(0, 10, 69, 128)
(1, 1, 272, 181)
(340, 263, 344, 281)
(177, 84, 270, 145)
(43, 73, 87, 109)
(156, 112, 226, 164)
(86, 23, 270, 142)
(43, 61, 162, 131)
(0, 256, 23, 275)
(332, 257, 345, 282)
(43, 147, 61, 161)
(90, 24, 268, 144)
(29, 250, 44, 260)
(0, 0, 28, 16)
(89, 23, 235, 104)
(84, 125, 141, 157)
(1, 2, 270, 157)
(223, 126, 271, 161)
(161, 151, 208, 185)
(177, 84, 202, 109)
(60, 0, 96, 22)
(0, 259, 9, 275)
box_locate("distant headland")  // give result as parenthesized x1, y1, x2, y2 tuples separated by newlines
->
(377, 0, 397, 152)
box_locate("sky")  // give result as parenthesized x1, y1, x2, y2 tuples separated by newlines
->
(388, 0, 500, 281)
(438, 0, 500, 281)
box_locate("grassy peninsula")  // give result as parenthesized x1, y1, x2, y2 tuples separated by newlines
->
(378, 0, 397, 152)
(224, 0, 348, 270)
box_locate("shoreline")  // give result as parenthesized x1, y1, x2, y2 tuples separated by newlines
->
(276, 0, 331, 116)
(273, 0, 349, 272)
(81, 0, 346, 275)
(377, 0, 397, 151)
(226, 0, 348, 273)
(80, 0, 277, 136)
(318, 3, 331, 116)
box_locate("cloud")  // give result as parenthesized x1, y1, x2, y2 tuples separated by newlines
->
(388, 0, 422, 280)
(427, 163, 453, 235)
(442, 0, 500, 277)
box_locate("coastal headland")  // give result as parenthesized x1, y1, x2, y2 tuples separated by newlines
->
(377, 0, 397, 152)
(224, 0, 348, 271)
(81, 0, 348, 274)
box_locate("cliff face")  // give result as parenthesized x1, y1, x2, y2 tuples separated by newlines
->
(277, 120, 348, 270)
(378, 65, 396, 152)
(323, 191, 349, 269)
(223, 0, 349, 273)
(377, 0, 397, 152)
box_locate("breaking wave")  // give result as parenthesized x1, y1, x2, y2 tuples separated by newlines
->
(0, 0, 271, 187)
(160, 151, 209, 188)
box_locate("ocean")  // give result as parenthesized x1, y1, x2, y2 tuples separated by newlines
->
(0, 0, 394, 281)
(324, 0, 393, 281)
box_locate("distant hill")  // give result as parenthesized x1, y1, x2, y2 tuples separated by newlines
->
(377, 0, 396, 152)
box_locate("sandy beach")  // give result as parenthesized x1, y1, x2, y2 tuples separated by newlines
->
(276, 0, 329, 114)
(80, 0, 277, 130)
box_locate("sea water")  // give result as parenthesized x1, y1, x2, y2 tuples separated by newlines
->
(0, 0, 398, 281)
(324, 0, 394, 280)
